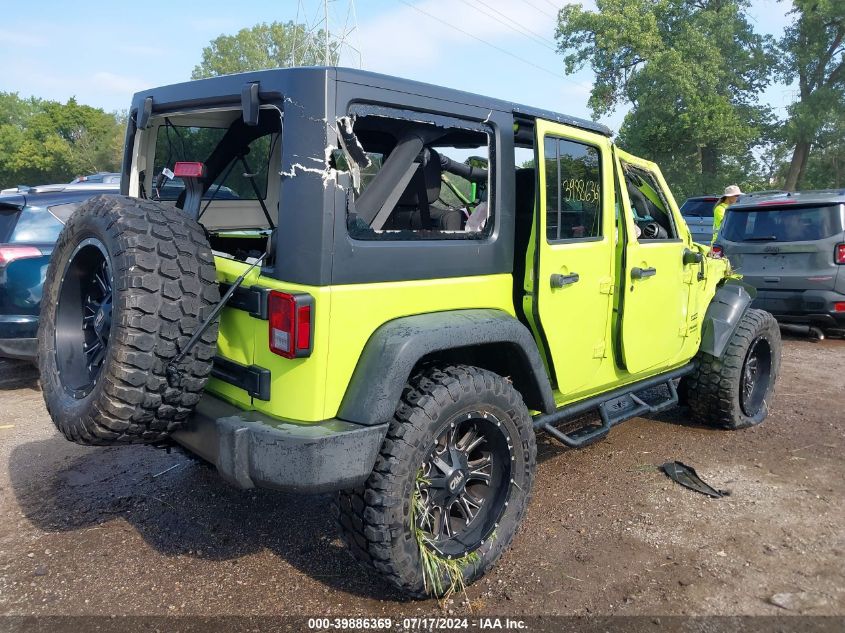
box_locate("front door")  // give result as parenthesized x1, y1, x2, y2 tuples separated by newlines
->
(615, 149, 690, 374)
(528, 120, 615, 397)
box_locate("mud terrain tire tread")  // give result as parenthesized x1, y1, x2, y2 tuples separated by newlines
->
(38, 194, 219, 445)
(335, 364, 536, 597)
(683, 308, 781, 429)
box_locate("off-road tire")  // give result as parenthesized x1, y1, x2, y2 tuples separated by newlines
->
(683, 308, 781, 429)
(38, 194, 219, 445)
(335, 365, 536, 597)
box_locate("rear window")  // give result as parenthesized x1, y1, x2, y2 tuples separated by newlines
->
(8, 206, 65, 243)
(152, 121, 274, 201)
(680, 198, 717, 217)
(721, 204, 844, 242)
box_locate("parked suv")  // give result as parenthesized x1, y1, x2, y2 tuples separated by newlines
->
(716, 190, 845, 335)
(37, 68, 781, 597)
(0, 185, 118, 359)
(680, 195, 718, 243)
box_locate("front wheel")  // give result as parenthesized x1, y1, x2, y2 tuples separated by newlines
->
(335, 365, 536, 597)
(683, 308, 781, 429)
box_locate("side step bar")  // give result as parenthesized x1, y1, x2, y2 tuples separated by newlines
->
(533, 363, 694, 448)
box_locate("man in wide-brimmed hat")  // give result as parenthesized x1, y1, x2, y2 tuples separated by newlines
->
(712, 184, 743, 243)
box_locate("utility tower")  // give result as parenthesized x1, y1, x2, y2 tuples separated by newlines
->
(292, 0, 362, 68)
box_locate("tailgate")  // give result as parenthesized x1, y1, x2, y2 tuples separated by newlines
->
(727, 243, 839, 291)
(721, 204, 845, 291)
(205, 255, 260, 407)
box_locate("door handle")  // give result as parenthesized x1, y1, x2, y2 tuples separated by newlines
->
(631, 266, 657, 279)
(550, 273, 580, 288)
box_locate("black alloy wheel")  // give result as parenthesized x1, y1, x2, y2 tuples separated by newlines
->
(739, 336, 772, 417)
(416, 410, 512, 558)
(55, 237, 114, 399)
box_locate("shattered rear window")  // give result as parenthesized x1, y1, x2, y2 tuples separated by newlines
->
(337, 113, 493, 241)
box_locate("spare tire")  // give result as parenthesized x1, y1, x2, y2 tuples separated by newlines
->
(38, 195, 220, 445)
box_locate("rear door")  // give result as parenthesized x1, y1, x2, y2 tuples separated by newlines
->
(615, 149, 691, 374)
(720, 203, 845, 292)
(527, 119, 615, 397)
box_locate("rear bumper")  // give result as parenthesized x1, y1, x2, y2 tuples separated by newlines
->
(752, 289, 845, 328)
(172, 393, 388, 494)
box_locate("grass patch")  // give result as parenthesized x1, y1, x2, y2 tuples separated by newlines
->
(411, 471, 481, 600)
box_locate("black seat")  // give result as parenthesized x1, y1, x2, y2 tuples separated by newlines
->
(383, 148, 462, 231)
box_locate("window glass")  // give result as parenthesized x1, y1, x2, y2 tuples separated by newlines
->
(9, 207, 63, 243)
(721, 205, 844, 242)
(622, 164, 677, 240)
(152, 120, 278, 201)
(680, 198, 717, 218)
(0, 206, 21, 242)
(543, 137, 602, 241)
(341, 115, 492, 241)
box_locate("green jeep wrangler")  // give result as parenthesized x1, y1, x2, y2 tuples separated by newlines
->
(38, 67, 781, 597)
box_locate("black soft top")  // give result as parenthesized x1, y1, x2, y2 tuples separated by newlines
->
(131, 66, 612, 138)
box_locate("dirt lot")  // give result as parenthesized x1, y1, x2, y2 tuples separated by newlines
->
(0, 337, 843, 618)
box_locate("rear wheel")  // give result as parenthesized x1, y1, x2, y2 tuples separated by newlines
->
(336, 365, 536, 597)
(38, 194, 219, 445)
(683, 308, 781, 429)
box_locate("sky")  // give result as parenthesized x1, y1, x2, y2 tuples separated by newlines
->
(0, 0, 795, 135)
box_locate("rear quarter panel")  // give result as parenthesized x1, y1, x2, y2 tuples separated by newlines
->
(249, 274, 515, 422)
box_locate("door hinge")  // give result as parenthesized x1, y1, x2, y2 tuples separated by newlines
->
(593, 342, 607, 358)
(599, 277, 614, 295)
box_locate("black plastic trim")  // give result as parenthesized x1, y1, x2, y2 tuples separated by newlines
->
(172, 393, 389, 494)
(221, 283, 271, 319)
(699, 279, 756, 358)
(337, 309, 555, 426)
(211, 355, 271, 401)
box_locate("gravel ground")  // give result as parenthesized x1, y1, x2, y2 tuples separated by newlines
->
(0, 336, 843, 618)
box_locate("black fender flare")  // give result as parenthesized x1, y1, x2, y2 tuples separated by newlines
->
(336, 309, 556, 426)
(699, 279, 756, 358)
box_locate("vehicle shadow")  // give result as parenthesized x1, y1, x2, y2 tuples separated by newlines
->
(0, 358, 39, 391)
(8, 435, 408, 602)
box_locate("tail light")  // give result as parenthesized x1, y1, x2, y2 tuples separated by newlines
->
(835, 243, 845, 265)
(0, 246, 42, 266)
(834, 302, 845, 313)
(173, 162, 206, 179)
(268, 290, 314, 359)
(710, 244, 724, 259)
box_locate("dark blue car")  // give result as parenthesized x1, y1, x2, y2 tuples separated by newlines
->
(0, 185, 118, 360)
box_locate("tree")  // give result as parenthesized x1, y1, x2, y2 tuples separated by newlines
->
(192, 21, 339, 80)
(555, 0, 775, 199)
(0, 93, 123, 189)
(778, 0, 844, 190)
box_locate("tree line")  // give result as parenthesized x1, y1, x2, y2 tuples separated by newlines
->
(556, 0, 843, 198)
(0, 6, 841, 198)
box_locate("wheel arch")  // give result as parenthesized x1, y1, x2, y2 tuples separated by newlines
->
(699, 278, 756, 358)
(336, 309, 556, 426)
